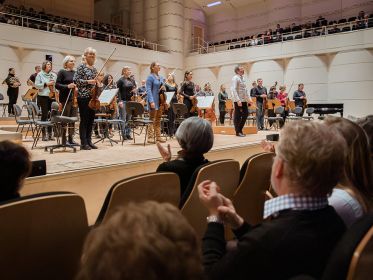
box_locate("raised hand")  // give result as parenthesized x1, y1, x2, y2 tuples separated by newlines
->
(217, 196, 244, 230)
(198, 180, 223, 216)
(156, 142, 171, 161)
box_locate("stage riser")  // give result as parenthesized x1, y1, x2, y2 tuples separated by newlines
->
(213, 126, 257, 135)
(23, 143, 263, 224)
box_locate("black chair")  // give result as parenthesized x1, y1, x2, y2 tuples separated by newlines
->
(172, 103, 188, 130)
(348, 16, 357, 22)
(303, 107, 315, 121)
(126, 101, 153, 146)
(0, 93, 9, 117)
(13, 104, 34, 138)
(266, 106, 285, 130)
(28, 103, 55, 149)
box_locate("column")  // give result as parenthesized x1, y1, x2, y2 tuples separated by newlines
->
(144, 0, 159, 42)
(130, 0, 144, 38)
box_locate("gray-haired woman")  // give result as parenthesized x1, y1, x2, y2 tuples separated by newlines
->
(156, 117, 214, 206)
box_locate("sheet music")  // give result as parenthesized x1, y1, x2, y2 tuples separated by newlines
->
(98, 88, 118, 105)
(165, 92, 174, 105)
(197, 96, 214, 109)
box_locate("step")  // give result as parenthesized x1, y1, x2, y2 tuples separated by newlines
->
(0, 129, 22, 142)
(213, 125, 257, 135)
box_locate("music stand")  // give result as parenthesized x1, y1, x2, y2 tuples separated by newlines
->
(196, 96, 214, 119)
(23, 88, 38, 101)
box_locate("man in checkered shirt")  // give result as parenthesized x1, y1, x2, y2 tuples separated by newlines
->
(199, 121, 347, 280)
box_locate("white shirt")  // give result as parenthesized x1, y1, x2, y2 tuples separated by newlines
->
(231, 74, 251, 103)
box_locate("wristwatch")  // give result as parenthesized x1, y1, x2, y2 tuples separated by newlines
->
(206, 215, 223, 224)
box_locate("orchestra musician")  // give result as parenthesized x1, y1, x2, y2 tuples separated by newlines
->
(146, 62, 166, 144)
(253, 78, 268, 130)
(164, 73, 178, 136)
(102, 74, 117, 137)
(116, 66, 135, 140)
(277, 85, 288, 125)
(137, 79, 147, 98)
(218, 84, 229, 125)
(56, 55, 78, 145)
(178, 70, 198, 118)
(200, 82, 216, 123)
(250, 81, 257, 97)
(231, 65, 251, 137)
(27, 65, 41, 88)
(73, 47, 103, 150)
(293, 83, 307, 116)
(267, 86, 277, 128)
(35, 61, 57, 141)
(2, 68, 21, 117)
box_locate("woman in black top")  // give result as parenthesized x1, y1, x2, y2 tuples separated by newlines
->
(3, 68, 21, 116)
(178, 70, 197, 117)
(56, 55, 78, 145)
(165, 73, 178, 136)
(156, 117, 213, 207)
(218, 84, 228, 125)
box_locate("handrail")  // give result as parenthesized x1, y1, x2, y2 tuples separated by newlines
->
(191, 18, 372, 54)
(0, 11, 170, 53)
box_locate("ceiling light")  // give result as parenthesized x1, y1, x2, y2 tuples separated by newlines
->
(207, 1, 222, 7)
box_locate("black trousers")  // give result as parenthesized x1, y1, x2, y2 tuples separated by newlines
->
(7, 92, 18, 114)
(62, 100, 77, 137)
(78, 98, 95, 146)
(38, 95, 52, 134)
(219, 110, 226, 124)
(268, 109, 275, 126)
(233, 102, 248, 133)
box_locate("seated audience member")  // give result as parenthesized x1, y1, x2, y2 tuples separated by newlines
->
(156, 117, 213, 200)
(199, 121, 347, 280)
(325, 117, 373, 226)
(0, 140, 31, 202)
(76, 201, 204, 280)
(356, 115, 373, 158)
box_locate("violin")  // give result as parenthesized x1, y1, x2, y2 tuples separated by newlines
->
(190, 96, 198, 113)
(48, 77, 56, 99)
(88, 84, 101, 111)
(73, 87, 78, 108)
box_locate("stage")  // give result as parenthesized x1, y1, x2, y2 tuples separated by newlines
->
(1, 121, 274, 224)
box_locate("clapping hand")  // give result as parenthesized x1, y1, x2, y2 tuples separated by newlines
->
(217, 196, 244, 230)
(260, 140, 276, 153)
(198, 180, 223, 216)
(156, 142, 171, 161)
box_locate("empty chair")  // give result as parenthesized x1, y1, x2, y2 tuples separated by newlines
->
(0, 192, 89, 280)
(126, 101, 154, 146)
(13, 104, 34, 138)
(96, 172, 180, 225)
(0, 93, 9, 117)
(303, 107, 315, 121)
(266, 106, 285, 130)
(181, 160, 240, 239)
(234, 153, 275, 226)
(287, 106, 303, 121)
(172, 102, 188, 129)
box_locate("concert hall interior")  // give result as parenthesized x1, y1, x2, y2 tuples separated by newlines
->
(1, 0, 373, 279)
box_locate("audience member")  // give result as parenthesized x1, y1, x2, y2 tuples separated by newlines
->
(356, 115, 373, 158)
(76, 201, 204, 280)
(325, 117, 373, 227)
(0, 140, 31, 202)
(156, 117, 213, 203)
(199, 121, 347, 280)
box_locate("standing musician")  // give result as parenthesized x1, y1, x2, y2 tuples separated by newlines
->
(178, 70, 197, 118)
(267, 85, 277, 128)
(293, 83, 307, 116)
(102, 74, 117, 137)
(250, 81, 257, 97)
(164, 73, 178, 136)
(200, 82, 216, 123)
(116, 66, 135, 140)
(56, 55, 78, 146)
(137, 80, 147, 97)
(27, 65, 41, 88)
(218, 84, 229, 125)
(35, 61, 57, 141)
(146, 62, 166, 144)
(231, 65, 251, 137)
(73, 47, 103, 150)
(277, 85, 288, 125)
(253, 78, 267, 130)
(2, 68, 21, 117)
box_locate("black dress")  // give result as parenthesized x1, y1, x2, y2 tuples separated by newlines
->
(179, 81, 197, 117)
(165, 83, 178, 136)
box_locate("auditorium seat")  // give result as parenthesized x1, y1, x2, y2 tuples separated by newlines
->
(348, 16, 357, 22)
(95, 172, 180, 225)
(181, 160, 240, 238)
(338, 18, 347, 24)
(0, 192, 88, 280)
(234, 153, 275, 226)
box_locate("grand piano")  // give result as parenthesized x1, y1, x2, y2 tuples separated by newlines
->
(307, 103, 344, 117)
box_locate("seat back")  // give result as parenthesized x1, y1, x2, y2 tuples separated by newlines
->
(321, 213, 373, 280)
(126, 101, 144, 116)
(0, 93, 4, 100)
(181, 160, 240, 239)
(30, 101, 41, 116)
(13, 104, 22, 120)
(96, 172, 180, 225)
(293, 106, 303, 115)
(172, 103, 188, 117)
(274, 106, 285, 115)
(305, 107, 315, 115)
(0, 192, 89, 280)
(233, 153, 275, 225)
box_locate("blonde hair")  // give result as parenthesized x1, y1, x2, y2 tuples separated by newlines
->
(84, 47, 96, 56)
(121, 66, 130, 76)
(62, 55, 75, 69)
(77, 202, 203, 280)
(277, 121, 347, 196)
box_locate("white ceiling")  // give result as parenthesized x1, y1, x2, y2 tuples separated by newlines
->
(193, 0, 264, 14)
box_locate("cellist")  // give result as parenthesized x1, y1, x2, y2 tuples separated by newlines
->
(73, 47, 103, 150)
(56, 55, 78, 146)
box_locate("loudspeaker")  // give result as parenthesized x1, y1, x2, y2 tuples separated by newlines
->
(45, 54, 53, 62)
(29, 160, 47, 177)
(266, 134, 279, 141)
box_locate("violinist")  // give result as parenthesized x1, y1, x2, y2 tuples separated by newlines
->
(56, 55, 78, 145)
(218, 84, 229, 125)
(277, 85, 288, 125)
(27, 65, 41, 89)
(231, 65, 251, 137)
(116, 66, 135, 140)
(267, 86, 277, 128)
(3, 68, 21, 117)
(164, 73, 178, 136)
(178, 70, 197, 118)
(293, 83, 306, 116)
(35, 61, 57, 141)
(253, 78, 267, 130)
(74, 47, 103, 150)
(146, 62, 166, 144)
